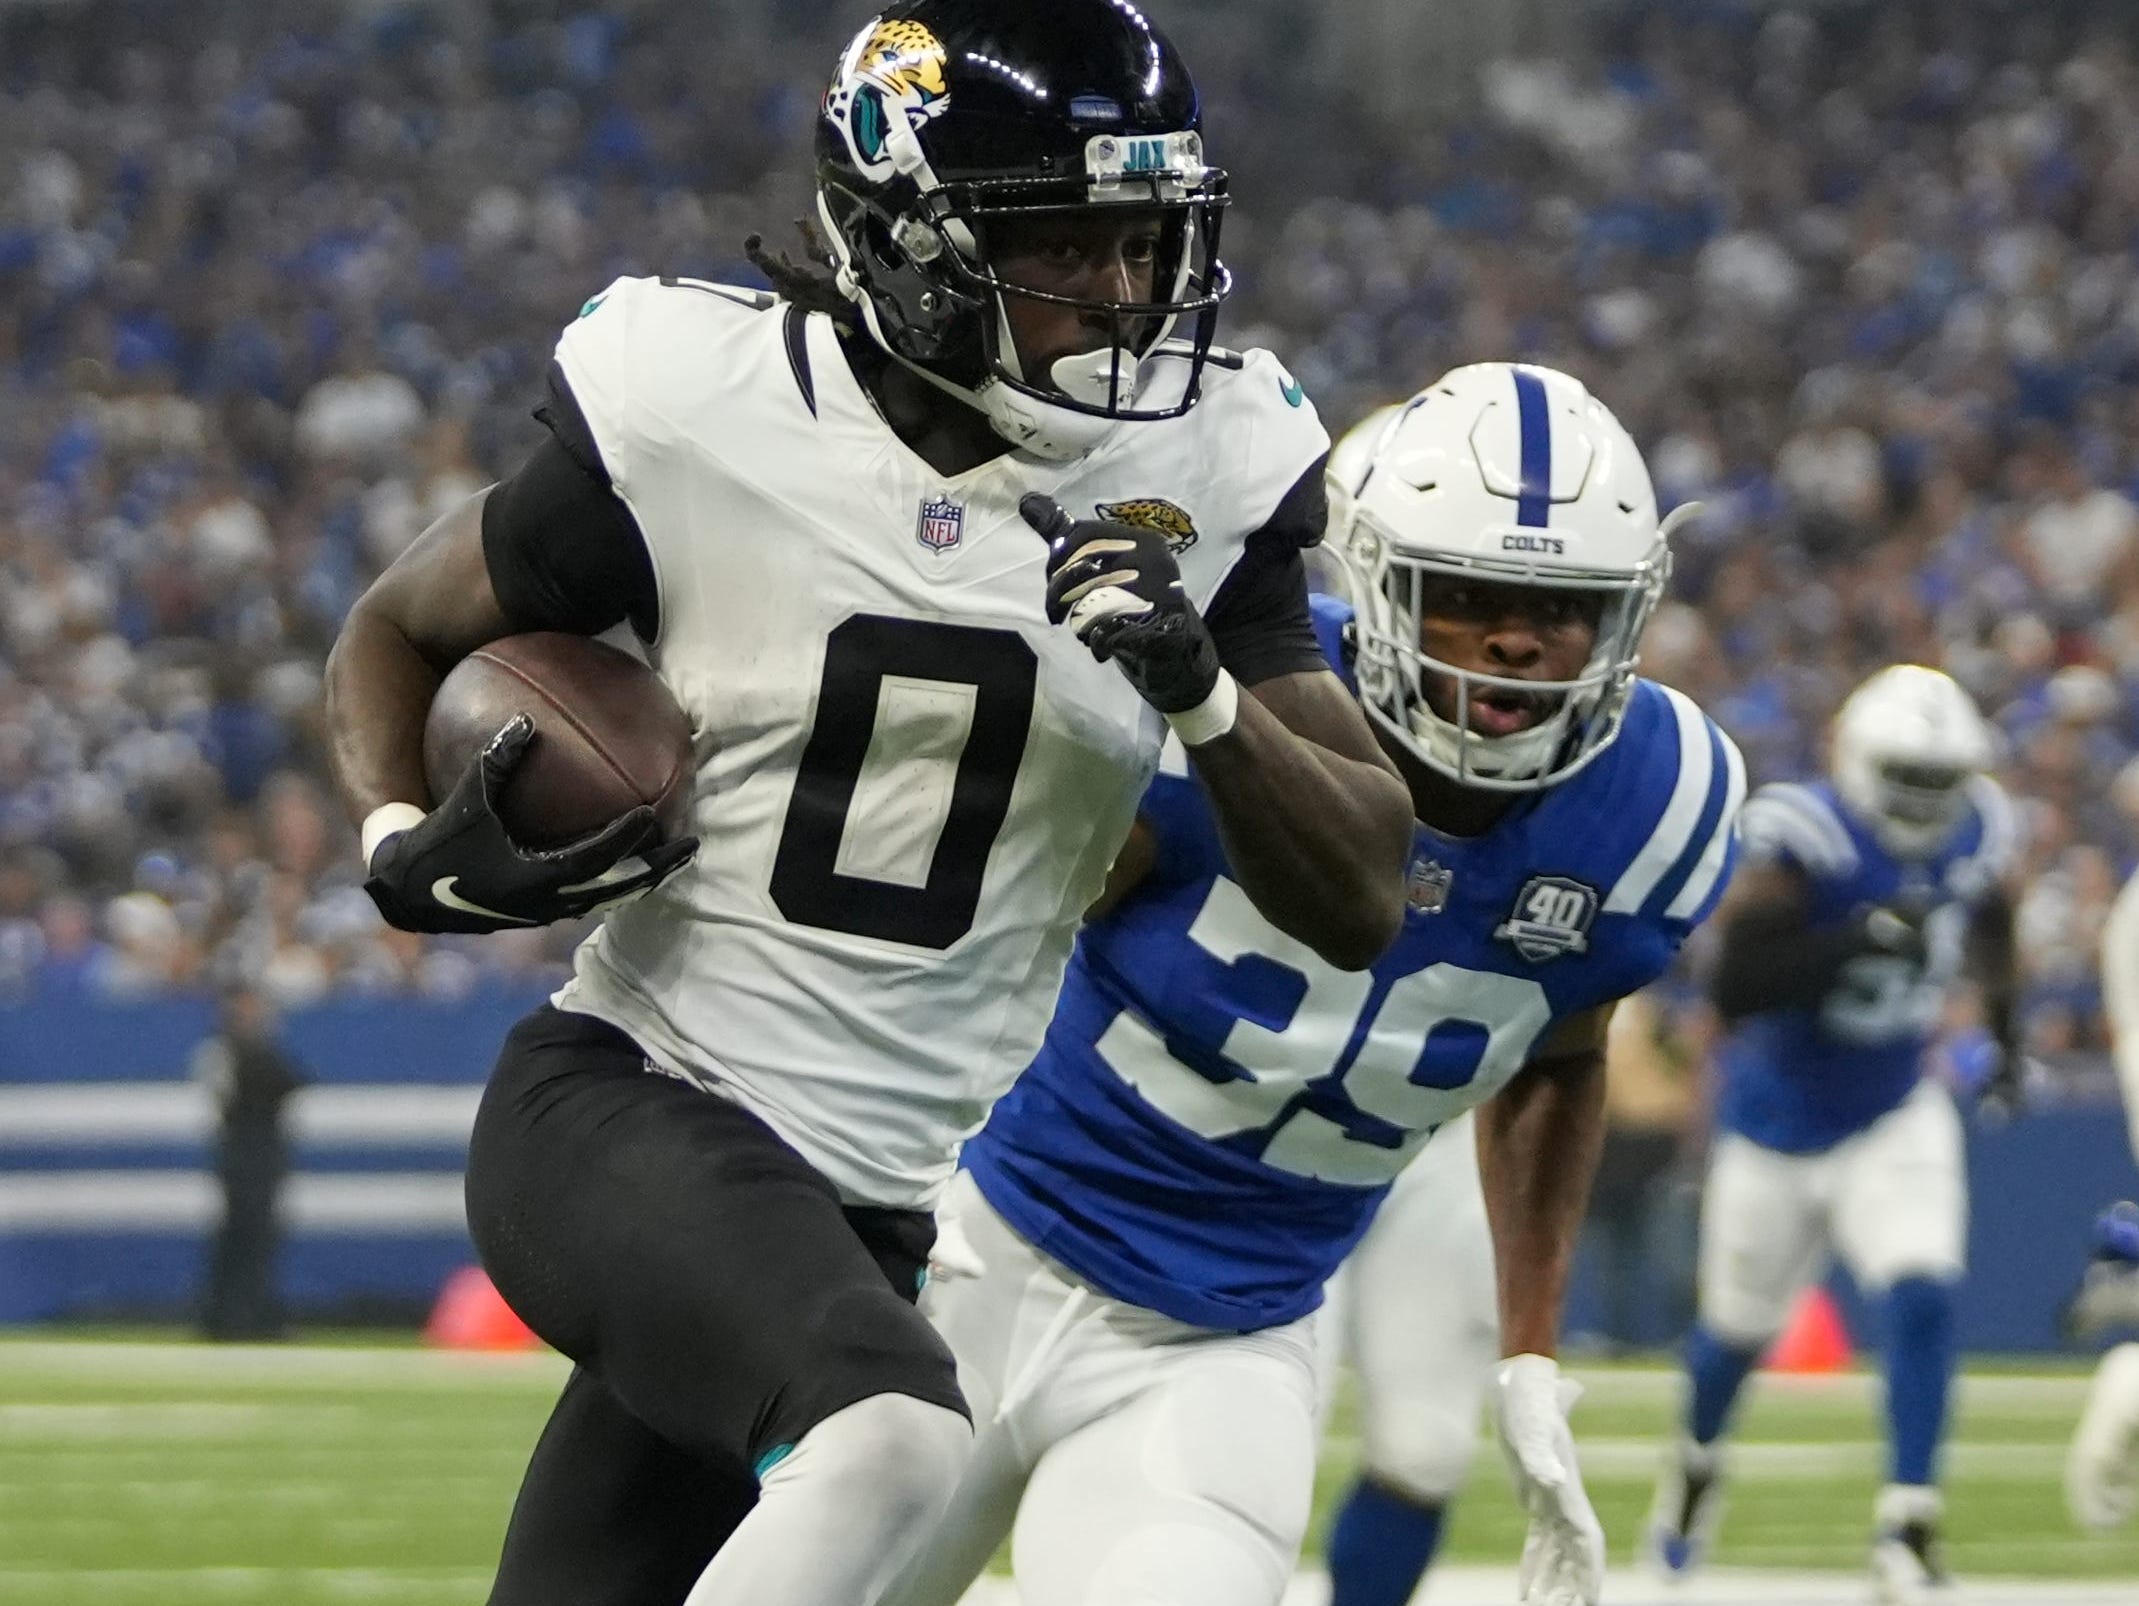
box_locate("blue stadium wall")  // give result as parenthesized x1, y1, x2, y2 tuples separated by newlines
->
(0, 991, 549, 1326)
(0, 994, 2132, 1351)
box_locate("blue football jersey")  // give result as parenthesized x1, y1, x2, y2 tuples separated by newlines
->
(1717, 777, 2017, 1155)
(963, 595, 1745, 1332)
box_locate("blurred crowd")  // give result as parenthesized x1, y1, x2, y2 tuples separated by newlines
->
(0, 0, 2135, 1046)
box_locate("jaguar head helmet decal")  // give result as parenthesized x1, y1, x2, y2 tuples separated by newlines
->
(825, 16, 952, 178)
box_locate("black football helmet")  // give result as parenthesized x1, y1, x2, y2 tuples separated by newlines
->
(815, 0, 1230, 458)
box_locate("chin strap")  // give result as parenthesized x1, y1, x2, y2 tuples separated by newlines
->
(867, 335, 1121, 461)
(822, 201, 1133, 460)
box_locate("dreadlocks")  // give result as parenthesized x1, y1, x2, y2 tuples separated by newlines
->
(745, 220, 856, 327)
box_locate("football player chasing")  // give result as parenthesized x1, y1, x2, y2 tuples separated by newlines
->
(875, 365, 1742, 1606)
(1647, 665, 2019, 1602)
(322, 5, 1414, 1604)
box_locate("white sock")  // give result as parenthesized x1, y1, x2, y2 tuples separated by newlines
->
(1875, 1482, 1942, 1529)
(682, 1393, 971, 1606)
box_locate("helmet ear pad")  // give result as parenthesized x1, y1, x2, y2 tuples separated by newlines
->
(820, 182, 986, 372)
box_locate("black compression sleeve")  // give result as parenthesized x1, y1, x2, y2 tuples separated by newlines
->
(1204, 455, 1330, 686)
(479, 365, 659, 640)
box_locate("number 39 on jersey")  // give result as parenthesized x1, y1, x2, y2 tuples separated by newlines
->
(967, 662, 1743, 1332)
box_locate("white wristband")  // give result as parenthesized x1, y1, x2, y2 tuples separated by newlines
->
(1164, 669, 1239, 748)
(361, 802, 428, 870)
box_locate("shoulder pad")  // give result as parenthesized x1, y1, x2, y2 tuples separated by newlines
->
(552, 276, 787, 486)
(1738, 779, 1858, 881)
(1595, 682, 1745, 928)
(1178, 346, 1330, 540)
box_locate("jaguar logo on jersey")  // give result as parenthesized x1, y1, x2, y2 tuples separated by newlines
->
(1096, 498, 1198, 555)
(915, 495, 965, 552)
(825, 17, 951, 179)
(1405, 856, 1453, 915)
(1494, 875, 1597, 962)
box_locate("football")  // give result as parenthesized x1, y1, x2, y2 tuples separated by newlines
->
(422, 632, 696, 850)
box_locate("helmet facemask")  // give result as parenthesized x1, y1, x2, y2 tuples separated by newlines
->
(820, 123, 1230, 458)
(1836, 754, 1977, 857)
(1874, 762, 1974, 845)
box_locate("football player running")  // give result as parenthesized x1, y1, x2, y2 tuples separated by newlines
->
(1648, 665, 2019, 1602)
(322, 5, 1413, 1604)
(2066, 871, 2139, 1530)
(876, 365, 1742, 1606)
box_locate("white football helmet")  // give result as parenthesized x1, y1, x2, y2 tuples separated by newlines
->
(1333, 364, 1683, 791)
(1831, 664, 1994, 857)
(1311, 402, 1401, 603)
(1327, 403, 1403, 527)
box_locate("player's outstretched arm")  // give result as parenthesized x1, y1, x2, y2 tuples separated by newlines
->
(1022, 492, 1408, 968)
(1188, 669, 1411, 968)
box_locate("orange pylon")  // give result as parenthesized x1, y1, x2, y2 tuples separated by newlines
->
(424, 1265, 540, 1351)
(1767, 1285, 1853, 1373)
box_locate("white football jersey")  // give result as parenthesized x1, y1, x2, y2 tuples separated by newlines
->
(547, 274, 1328, 1207)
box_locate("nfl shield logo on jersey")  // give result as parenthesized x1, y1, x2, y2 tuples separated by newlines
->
(916, 496, 965, 553)
(1494, 875, 1597, 962)
(1405, 856, 1453, 914)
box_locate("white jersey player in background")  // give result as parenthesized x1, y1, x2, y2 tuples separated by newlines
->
(875, 364, 1741, 1606)
(2067, 872, 2139, 1529)
(321, 4, 1412, 1604)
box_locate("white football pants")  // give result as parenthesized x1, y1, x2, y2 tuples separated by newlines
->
(874, 1169, 1321, 1606)
(1328, 1109, 1499, 1504)
(2068, 1342, 2139, 1530)
(1699, 1080, 1966, 1345)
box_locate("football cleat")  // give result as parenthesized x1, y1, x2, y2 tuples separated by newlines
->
(1869, 1485, 1951, 1604)
(1644, 1438, 1725, 1577)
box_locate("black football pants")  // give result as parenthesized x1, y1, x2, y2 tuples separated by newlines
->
(465, 1004, 966, 1605)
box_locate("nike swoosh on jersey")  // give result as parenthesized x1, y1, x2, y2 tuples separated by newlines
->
(1278, 374, 1304, 407)
(429, 878, 539, 924)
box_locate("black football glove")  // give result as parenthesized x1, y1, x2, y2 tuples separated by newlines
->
(364, 714, 698, 935)
(1021, 493, 1222, 716)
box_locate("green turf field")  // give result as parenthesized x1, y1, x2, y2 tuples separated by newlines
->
(2, 1337, 2135, 1604)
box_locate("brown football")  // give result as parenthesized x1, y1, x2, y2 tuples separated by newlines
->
(423, 633, 696, 850)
